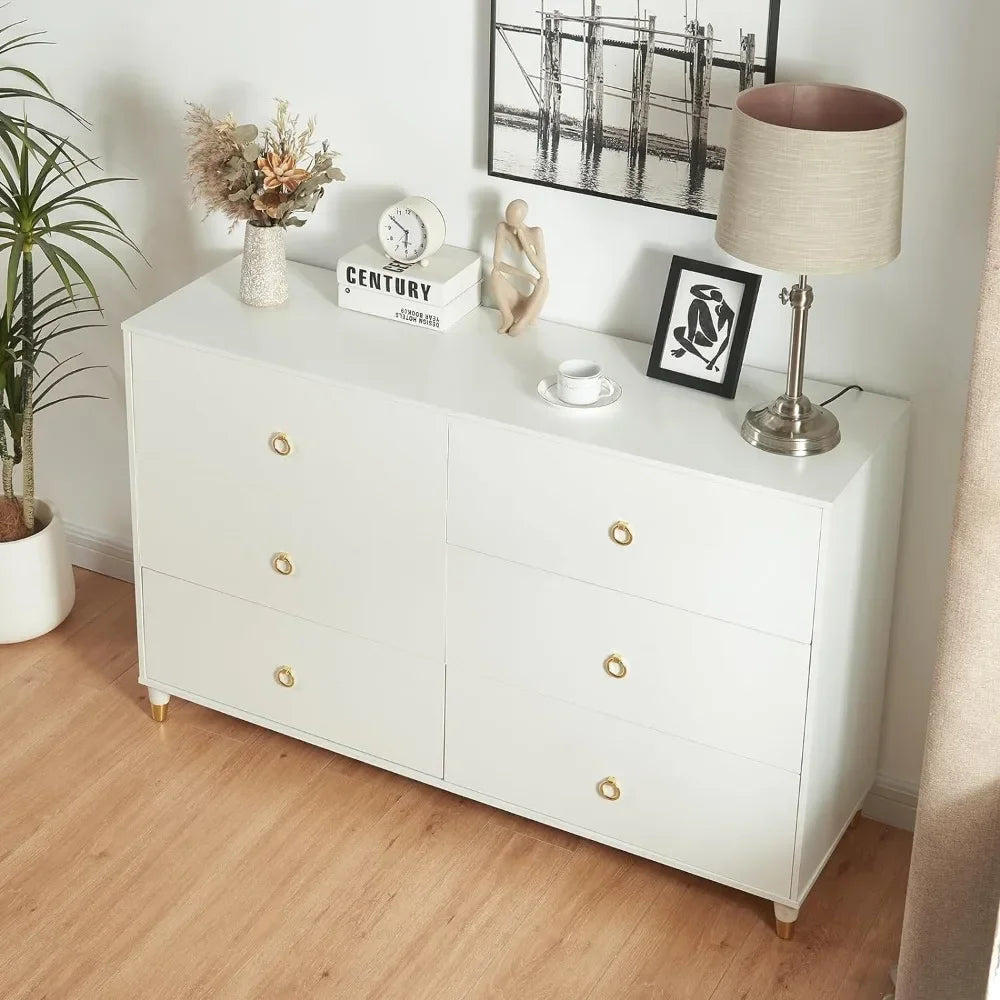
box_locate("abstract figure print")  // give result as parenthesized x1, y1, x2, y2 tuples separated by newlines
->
(662, 271, 747, 384)
(670, 283, 737, 374)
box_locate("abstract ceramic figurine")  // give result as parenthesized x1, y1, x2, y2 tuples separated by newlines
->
(489, 199, 549, 336)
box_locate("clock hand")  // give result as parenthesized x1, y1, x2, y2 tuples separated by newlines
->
(390, 216, 409, 235)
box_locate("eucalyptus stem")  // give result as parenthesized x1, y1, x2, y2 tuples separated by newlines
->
(20, 248, 34, 532)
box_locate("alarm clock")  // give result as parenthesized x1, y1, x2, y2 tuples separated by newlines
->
(378, 196, 447, 267)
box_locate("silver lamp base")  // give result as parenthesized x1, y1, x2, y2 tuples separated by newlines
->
(741, 276, 842, 457)
(741, 393, 841, 457)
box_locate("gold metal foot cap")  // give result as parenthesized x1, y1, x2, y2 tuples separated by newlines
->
(150, 702, 168, 723)
(775, 919, 795, 941)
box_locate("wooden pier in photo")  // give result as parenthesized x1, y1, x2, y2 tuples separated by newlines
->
(686, 20, 713, 181)
(581, 5, 605, 157)
(495, 4, 764, 178)
(627, 12, 656, 162)
(538, 12, 564, 153)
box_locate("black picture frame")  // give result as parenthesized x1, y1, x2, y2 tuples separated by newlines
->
(488, 0, 782, 219)
(646, 256, 761, 399)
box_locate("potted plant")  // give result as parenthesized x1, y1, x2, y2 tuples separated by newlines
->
(0, 20, 139, 643)
(185, 99, 345, 307)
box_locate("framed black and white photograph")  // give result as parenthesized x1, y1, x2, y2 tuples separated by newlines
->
(646, 255, 760, 397)
(489, 0, 781, 218)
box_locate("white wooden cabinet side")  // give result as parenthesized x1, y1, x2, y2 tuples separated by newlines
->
(791, 411, 910, 901)
(123, 330, 149, 683)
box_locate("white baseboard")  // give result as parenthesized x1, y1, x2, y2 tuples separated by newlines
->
(864, 773, 919, 831)
(65, 523, 134, 583)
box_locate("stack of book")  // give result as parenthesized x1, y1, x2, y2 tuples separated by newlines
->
(336, 241, 483, 331)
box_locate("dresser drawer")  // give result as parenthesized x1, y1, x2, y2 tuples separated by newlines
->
(141, 570, 444, 776)
(446, 673, 798, 897)
(447, 547, 809, 772)
(130, 334, 446, 659)
(447, 420, 821, 642)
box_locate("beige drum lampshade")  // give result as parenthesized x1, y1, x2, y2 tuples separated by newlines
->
(716, 83, 907, 274)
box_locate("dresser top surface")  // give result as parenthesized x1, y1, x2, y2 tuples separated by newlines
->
(124, 258, 908, 505)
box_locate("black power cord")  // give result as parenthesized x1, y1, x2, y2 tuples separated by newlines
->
(820, 384, 864, 407)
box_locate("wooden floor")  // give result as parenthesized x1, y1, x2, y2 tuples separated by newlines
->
(0, 568, 912, 1000)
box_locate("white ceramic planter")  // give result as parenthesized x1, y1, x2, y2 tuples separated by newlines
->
(0, 499, 76, 643)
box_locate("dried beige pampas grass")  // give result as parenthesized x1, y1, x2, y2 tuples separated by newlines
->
(185, 103, 258, 229)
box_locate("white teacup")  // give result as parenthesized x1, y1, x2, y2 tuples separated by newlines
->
(556, 359, 604, 405)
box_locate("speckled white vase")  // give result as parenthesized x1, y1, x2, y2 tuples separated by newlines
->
(0, 500, 76, 644)
(240, 222, 288, 307)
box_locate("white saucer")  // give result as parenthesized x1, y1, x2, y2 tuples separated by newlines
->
(537, 375, 621, 409)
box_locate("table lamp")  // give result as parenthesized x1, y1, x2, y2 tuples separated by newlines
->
(715, 82, 906, 456)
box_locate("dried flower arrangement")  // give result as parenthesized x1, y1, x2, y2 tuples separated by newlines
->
(185, 99, 345, 229)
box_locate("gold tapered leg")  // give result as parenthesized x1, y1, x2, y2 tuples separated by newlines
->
(150, 702, 168, 723)
(849, 809, 862, 830)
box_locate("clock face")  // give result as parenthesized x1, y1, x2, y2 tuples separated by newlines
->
(381, 206, 429, 263)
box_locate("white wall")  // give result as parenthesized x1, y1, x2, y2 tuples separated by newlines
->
(25, 0, 1000, 794)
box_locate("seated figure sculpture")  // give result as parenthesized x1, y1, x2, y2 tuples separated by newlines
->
(489, 199, 549, 337)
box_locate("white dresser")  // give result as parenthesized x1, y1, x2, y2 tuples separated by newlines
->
(123, 258, 909, 938)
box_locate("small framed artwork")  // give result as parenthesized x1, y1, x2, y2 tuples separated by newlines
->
(646, 256, 761, 398)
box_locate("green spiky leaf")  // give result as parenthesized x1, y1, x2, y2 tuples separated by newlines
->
(0, 14, 141, 519)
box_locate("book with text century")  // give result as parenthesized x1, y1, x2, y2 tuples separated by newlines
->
(336, 240, 482, 331)
(336, 241, 483, 309)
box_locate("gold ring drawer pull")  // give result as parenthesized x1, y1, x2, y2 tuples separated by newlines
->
(609, 521, 633, 546)
(272, 552, 295, 576)
(597, 776, 621, 801)
(603, 653, 628, 679)
(274, 666, 296, 688)
(270, 432, 293, 457)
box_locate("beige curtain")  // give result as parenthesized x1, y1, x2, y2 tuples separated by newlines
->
(894, 148, 1000, 999)
(990, 910, 1000, 995)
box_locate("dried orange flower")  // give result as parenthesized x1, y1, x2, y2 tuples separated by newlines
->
(257, 151, 310, 193)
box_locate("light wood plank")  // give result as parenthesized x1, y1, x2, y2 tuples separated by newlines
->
(0, 567, 131, 689)
(1, 724, 331, 998)
(224, 820, 573, 1000)
(36, 591, 138, 689)
(465, 841, 667, 1000)
(0, 572, 913, 1000)
(0, 671, 153, 860)
(588, 870, 760, 1000)
(220, 786, 502, 997)
(832, 857, 909, 1000)
(708, 820, 911, 999)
